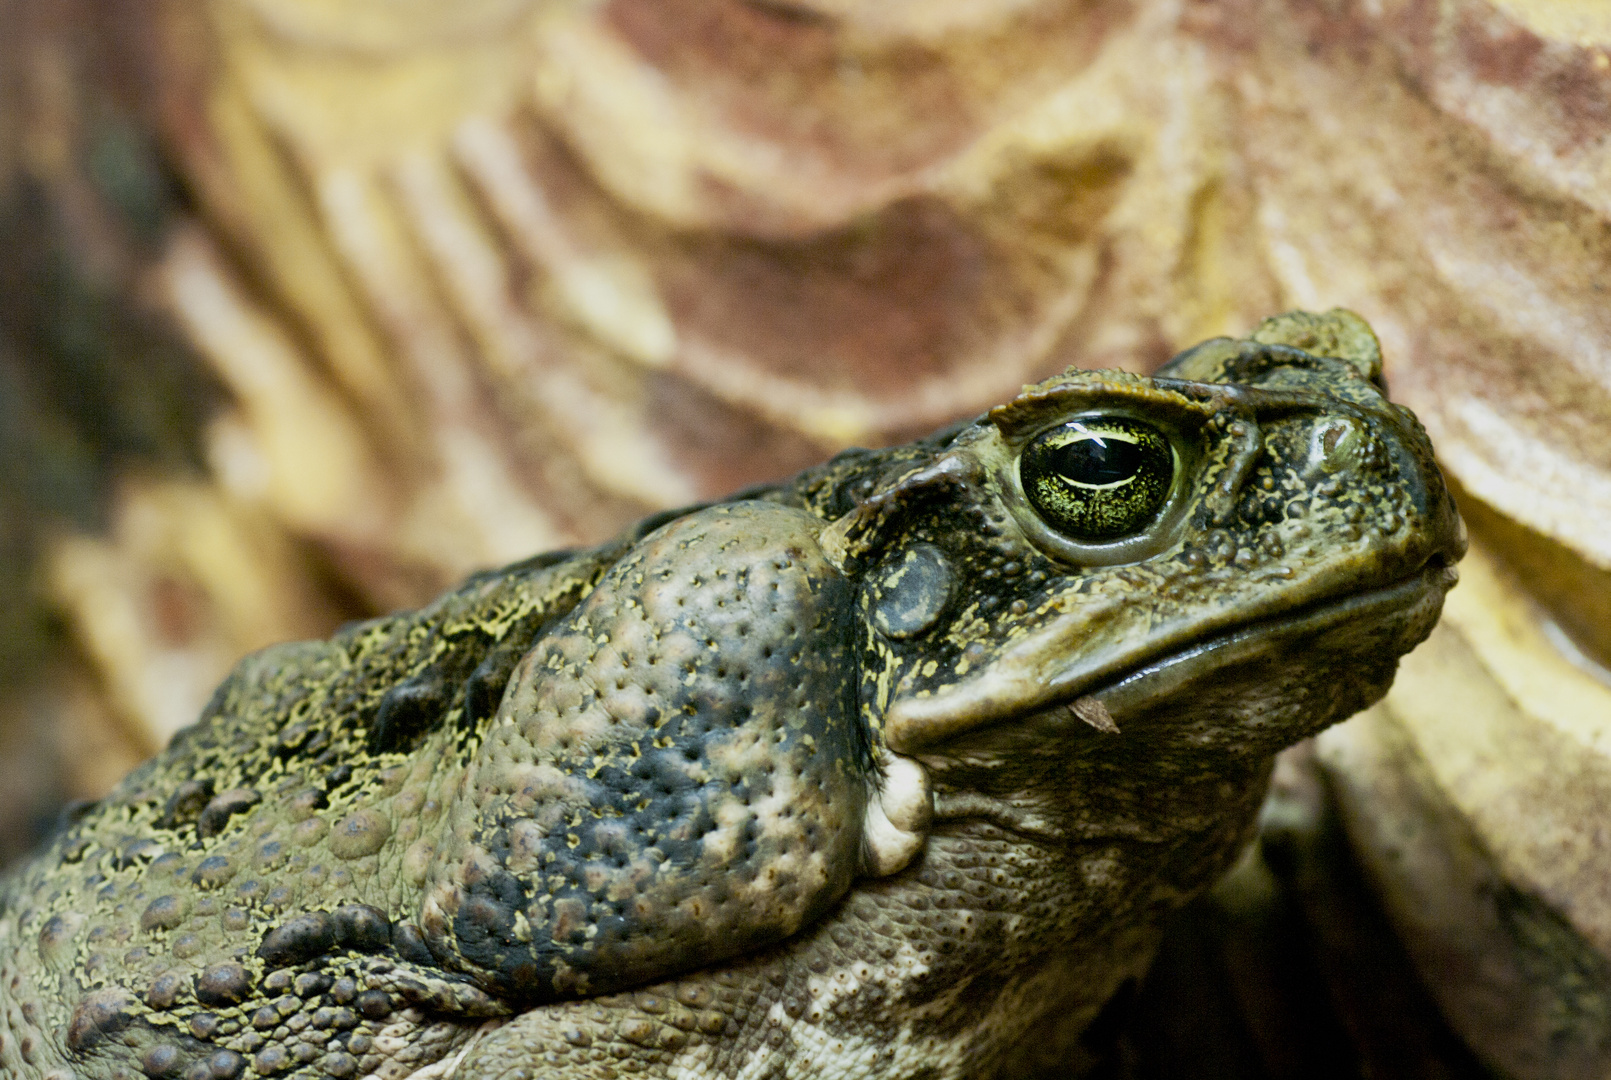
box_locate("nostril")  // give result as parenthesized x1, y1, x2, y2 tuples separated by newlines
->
(1419, 536, 1465, 583)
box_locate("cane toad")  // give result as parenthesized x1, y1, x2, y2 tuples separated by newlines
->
(0, 310, 1463, 1079)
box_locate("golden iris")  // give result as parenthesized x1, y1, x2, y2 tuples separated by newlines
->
(1021, 418, 1174, 541)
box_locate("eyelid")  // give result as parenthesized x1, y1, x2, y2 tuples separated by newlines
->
(989, 375, 1215, 447)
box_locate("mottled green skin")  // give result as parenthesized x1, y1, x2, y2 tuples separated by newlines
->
(0, 311, 1463, 1080)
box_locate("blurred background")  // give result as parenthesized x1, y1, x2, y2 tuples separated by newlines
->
(2, 1, 1610, 1076)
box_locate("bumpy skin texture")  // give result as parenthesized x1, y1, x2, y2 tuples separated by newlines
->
(0, 311, 1464, 1080)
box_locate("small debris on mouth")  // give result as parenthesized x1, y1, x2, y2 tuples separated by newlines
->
(1070, 697, 1119, 734)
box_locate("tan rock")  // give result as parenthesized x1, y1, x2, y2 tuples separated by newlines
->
(1319, 544, 1611, 1079)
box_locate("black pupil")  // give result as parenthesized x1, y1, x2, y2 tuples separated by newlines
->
(1051, 436, 1142, 487)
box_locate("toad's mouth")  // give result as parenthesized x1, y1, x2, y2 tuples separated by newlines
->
(1074, 555, 1458, 723)
(884, 553, 1460, 753)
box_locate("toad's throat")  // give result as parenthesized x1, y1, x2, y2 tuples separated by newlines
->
(884, 554, 1458, 753)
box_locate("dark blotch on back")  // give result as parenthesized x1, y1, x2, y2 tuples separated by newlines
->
(331, 903, 391, 952)
(257, 912, 336, 968)
(390, 921, 436, 966)
(157, 778, 215, 830)
(195, 963, 252, 1007)
(258, 905, 392, 968)
(367, 616, 555, 755)
(453, 871, 526, 976)
(459, 638, 531, 736)
(357, 550, 619, 756)
(369, 674, 448, 755)
(197, 788, 261, 838)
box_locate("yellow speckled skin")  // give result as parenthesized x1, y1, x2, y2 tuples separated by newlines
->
(0, 312, 1463, 1079)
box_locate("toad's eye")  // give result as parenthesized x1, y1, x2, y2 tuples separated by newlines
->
(1020, 418, 1175, 542)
